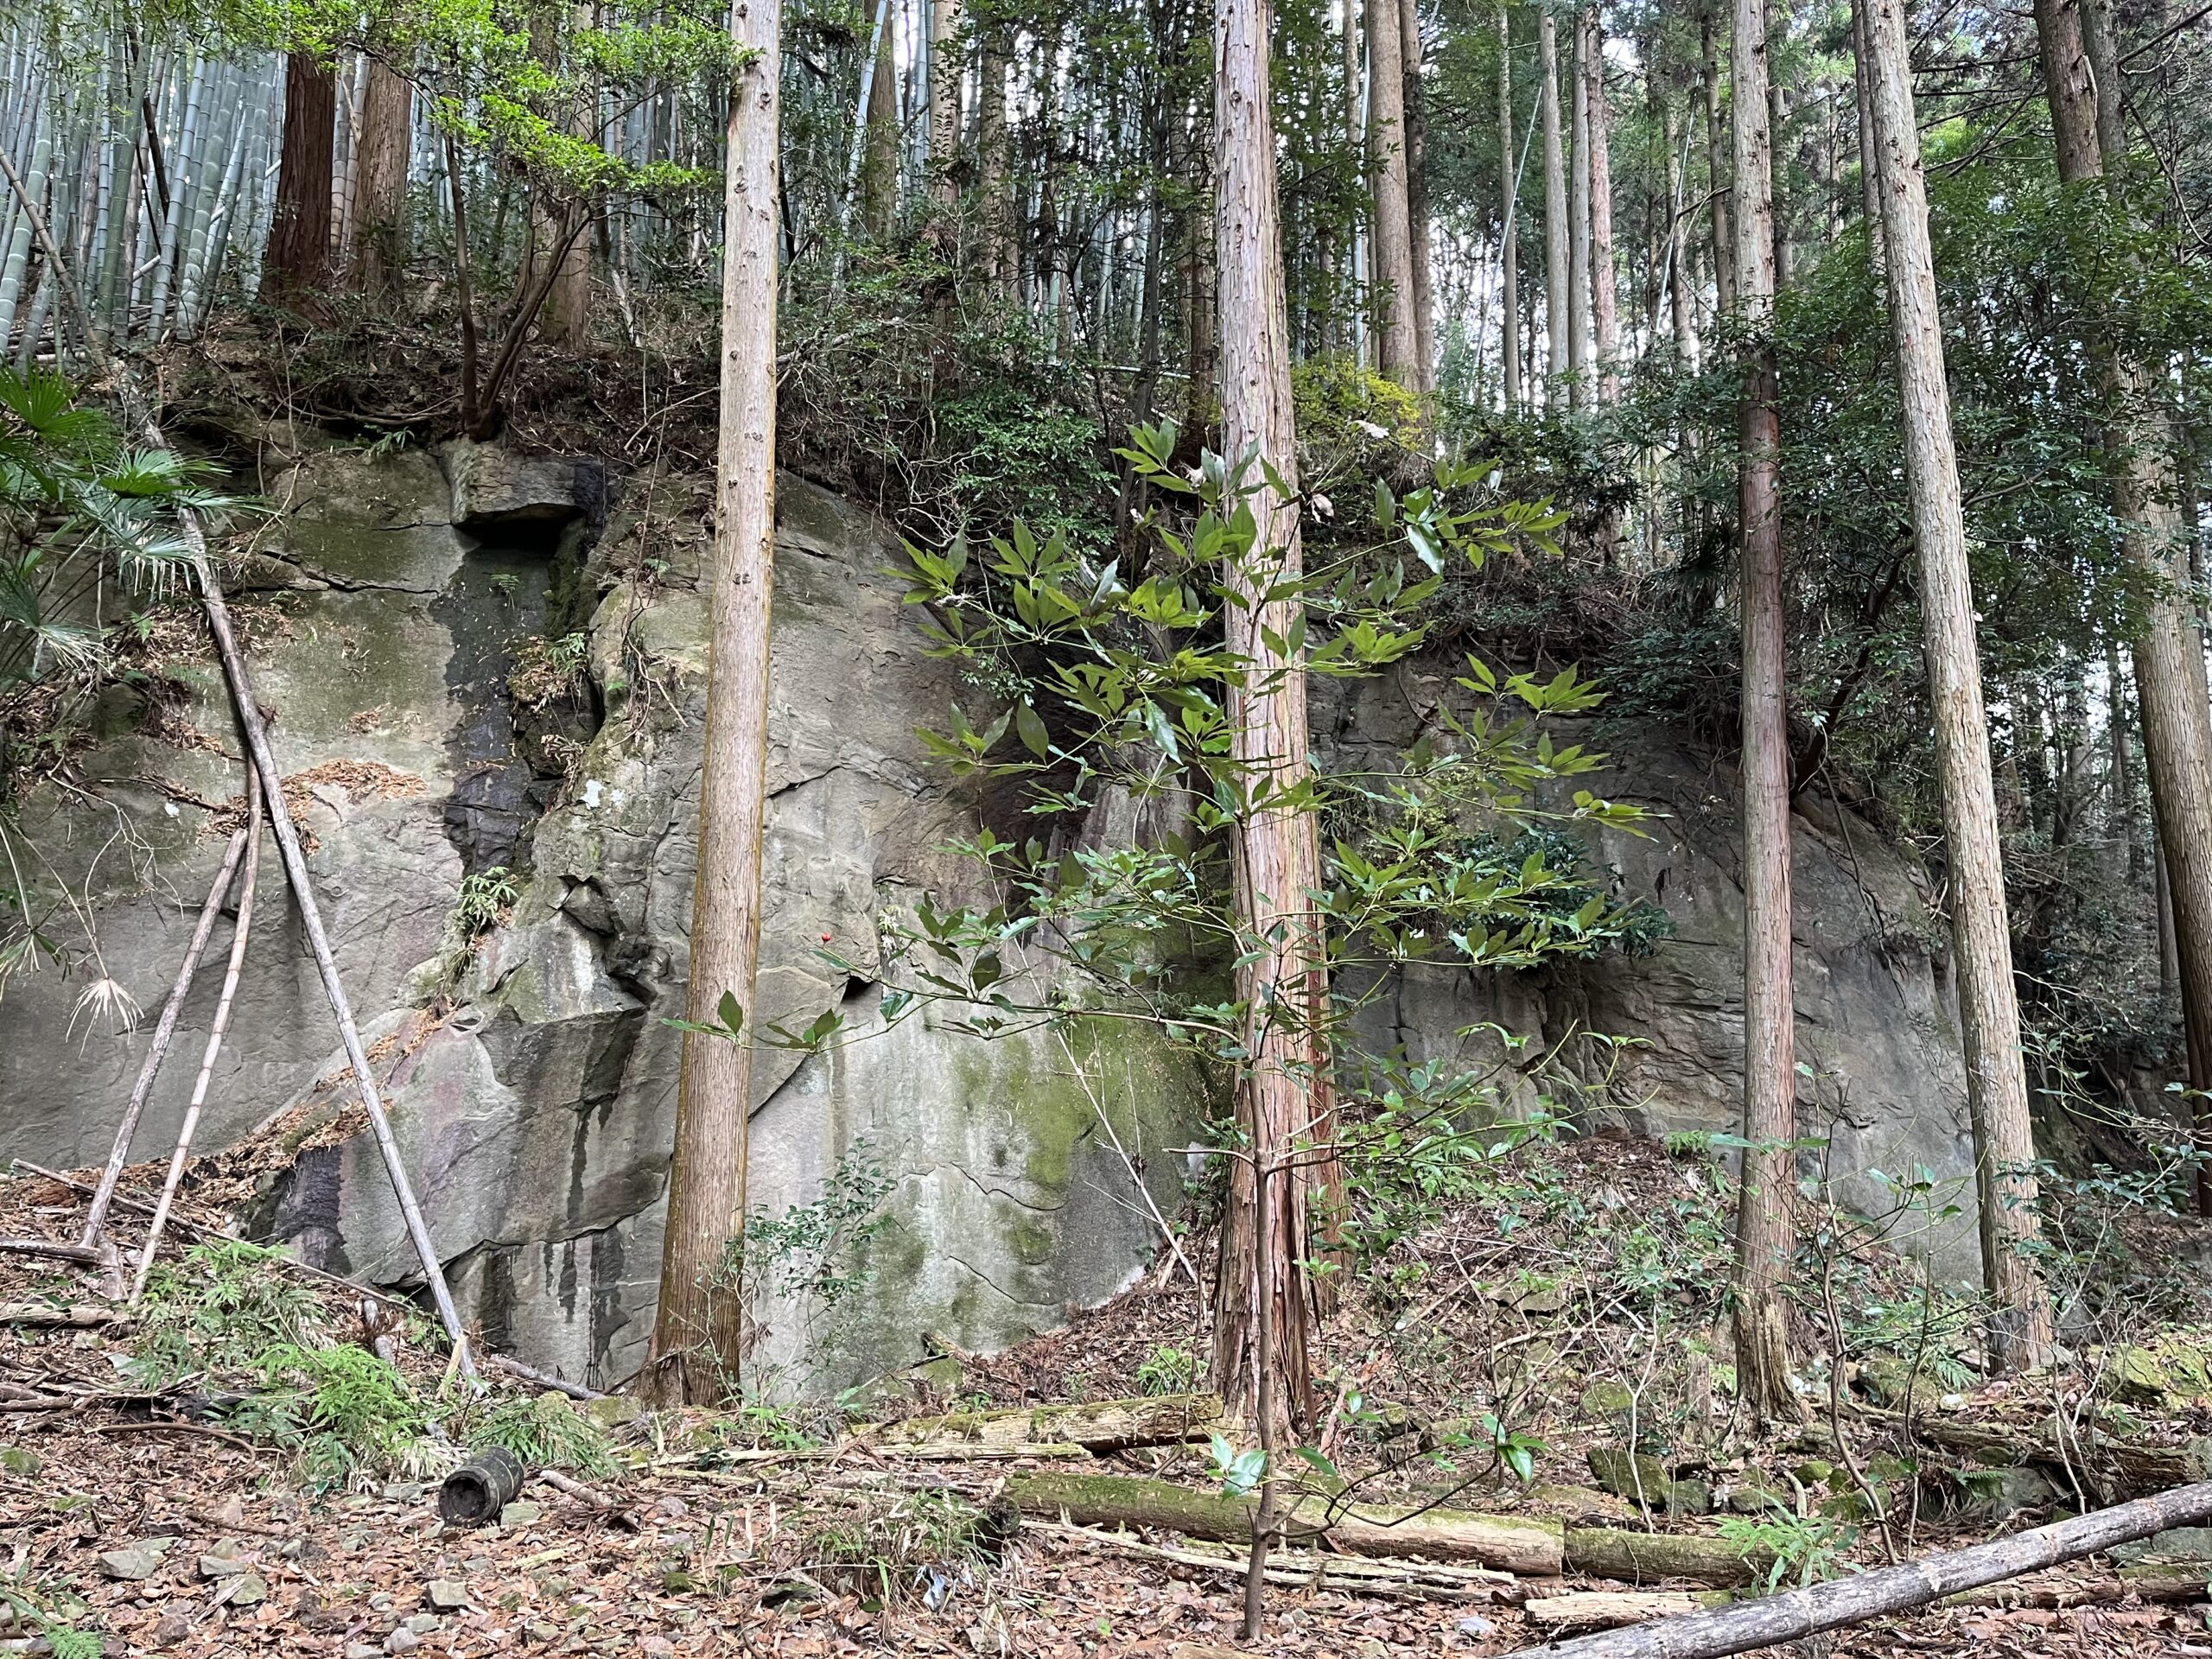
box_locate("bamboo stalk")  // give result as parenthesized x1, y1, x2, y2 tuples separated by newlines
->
(166, 459, 474, 1372)
(78, 822, 251, 1249)
(130, 766, 260, 1303)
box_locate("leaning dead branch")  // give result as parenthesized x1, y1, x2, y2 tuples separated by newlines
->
(1506, 1478, 2212, 1658)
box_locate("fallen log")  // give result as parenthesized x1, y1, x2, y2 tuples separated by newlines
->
(484, 1353, 605, 1401)
(1565, 1528, 1771, 1588)
(1002, 1471, 1565, 1575)
(1505, 1478, 2212, 1657)
(0, 1305, 126, 1328)
(1525, 1592, 1714, 1632)
(0, 1240, 104, 1266)
(1033, 1519, 1516, 1603)
(867, 1393, 1222, 1452)
(1878, 1409, 2212, 1497)
(1939, 1564, 2212, 1609)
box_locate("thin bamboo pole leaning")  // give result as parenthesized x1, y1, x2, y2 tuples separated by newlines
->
(1505, 1479, 2212, 1658)
(175, 488, 476, 1374)
(77, 819, 251, 1249)
(130, 766, 260, 1303)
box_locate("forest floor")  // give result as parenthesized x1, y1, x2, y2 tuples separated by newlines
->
(6, 1135, 2212, 1657)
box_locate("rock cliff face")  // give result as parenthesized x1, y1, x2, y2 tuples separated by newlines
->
(0, 436, 1980, 1389)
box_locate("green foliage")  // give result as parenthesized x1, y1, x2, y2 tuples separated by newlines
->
(0, 367, 226, 692)
(807, 1490, 995, 1607)
(1135, 1344, 1198, 1396)
(438, 866, 519, 982)
(508, 632, 591, 710)
(235, 1342, 429, 1491)
(130, 1240, 328, 1387)
(728, 1141, 894, 1315)
(0, 1573, 101, 1659)
(932, 381, 1116, 552)
(466, 1394, 619, 1478)
(1718, 1510, 1859, 1592)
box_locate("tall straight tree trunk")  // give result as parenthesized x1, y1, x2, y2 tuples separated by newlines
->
(1581, 5, 1618, 402)
(1399, 0, 1433, 394)
(351, 57, 410, 295)
(1344, 0, 1363, 353)
(1212, 0, 1319, 1451)
(1366, 0, 1418, 386)
(1567, 18, 1591, 408)
(1539, 10, 1568, 401)
(2077, 0, 2126, 162)
(1498, 0, 1519, 408)
(1184, 176, 1219, 445)
(1849, 0, 1884, 270)
(979, 29, 1012, 284)
(1731, 0, 1796, 1426)
(2032, 0, 2212, 1215)
(540, 7, 594, 346)
(1702, 4, 1734, 315)
(1862, 0, 2056, 1366)
(1664, 87, 1698, 367)
(860, 15, 899, 238)
(930, 0, 963, 208)
(640, 0, 782, 1408)
(266, 51, 335, 297)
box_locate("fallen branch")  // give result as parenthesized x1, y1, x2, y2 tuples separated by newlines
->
(1525, 1592, 1716, 1632)
(0, 1239, 104, 1266)
(1878, 1408, 2212, 1498)
(485, 1353, 604, 1401)
(1003, 1471, 1565, 1575)
(867, 1394, 1222, 1454)
(0, 1304, 125, 1327)
(1033, 1519, 1516, 1603)
(78, 824, 250, 1249)
(1505, 1478, 2212, 1657)
(93, 1421, 260, 1456)
(537, 1468, 614, 1508)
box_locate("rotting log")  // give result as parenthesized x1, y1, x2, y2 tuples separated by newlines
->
(1002, 1471, 1565, 1575)
(1525, 1592, 1719, 1631)
(0, 1305, 125, 1327)
(1874, 1408, 2212, 1497)
(485, 1353, 604, 1401)
(1033, 1518, 1515, 1604)
(868, 1394, 1222, 1452)
(1565, 1528, 1771, 1587)
(0, 1239, 104, 1266)
(1506, 1478, 2212, 1657)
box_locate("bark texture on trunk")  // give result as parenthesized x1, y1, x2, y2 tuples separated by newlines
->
(979, 31, 1012, 284)
(1863, 0, 2055, 1365)
(1400, 0, 1433, 394)
(1498, 1, 1520, 408)
(1539, 10, 1569, 398)
(861, 17, 899, 238)
(1212, 0, 1323, 1446)
(641, 0, 781, 1408)
(351, 58, 412, 295)
(2032, 0, 2212, 1217)
(930, 0, 964, 207)
(1702, 5, 1734, 316)
(1567, 16, 1592, 407)
(266, 53, 335, 298)
(1730, 0, 1796, 1426)
(1366, 0, 1419, 387)
(1581, 5, 1618, 403)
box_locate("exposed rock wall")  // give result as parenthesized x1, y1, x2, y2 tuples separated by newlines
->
(1, 435, 1986, 1389)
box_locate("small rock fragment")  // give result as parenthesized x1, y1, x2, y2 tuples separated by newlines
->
(346, 1645, 382, 1659)
(150, 1609, 193, 1647)
(1456, 1613, 1497, 1640)
(218, 1571, 267, 1608)
(404, 1612, 441, 1634)
(384, 1630, 422, 1655)
(199, 1540, 251, 1580)
(99, 1541, 171, 1581)
(424, 1580, 470, 1613)
(498, 1499, 543, 1528)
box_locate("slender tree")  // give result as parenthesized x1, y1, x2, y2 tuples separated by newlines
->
(1539, 8, 1568, 398)
(1581, 4, 1618, 402)
(1860, 0, 2056, 1364)
(1567, 12, 1592, 406)
(2031, 0, 2212, 1215)
(860, 14, 899, 238)
(1731, 0, 1796, 1423)
(1498, 0, 1519, 408)
(639, 0, 783, 1407)
(1211, 0, 1321, 1456)
(1399, 0, 1434, 393)
(1702, 2, 1734, 315)
(266, 51, 335, 297)
(930, 0, 963, 208)
(1366, 0, 1419, 385)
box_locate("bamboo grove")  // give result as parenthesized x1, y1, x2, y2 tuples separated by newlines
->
(0, 0, 2209, 1436)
